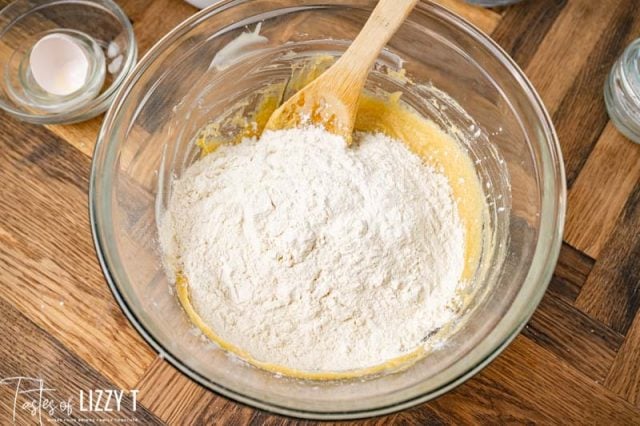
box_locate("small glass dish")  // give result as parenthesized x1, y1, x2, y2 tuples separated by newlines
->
(0, 0, 136, 124)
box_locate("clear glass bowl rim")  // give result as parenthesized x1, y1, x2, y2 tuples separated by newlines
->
(89, 0, 566, 419)
(0, 0, 137, 124)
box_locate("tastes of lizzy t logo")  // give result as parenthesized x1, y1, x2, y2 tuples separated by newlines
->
(0, 377, 139, 424)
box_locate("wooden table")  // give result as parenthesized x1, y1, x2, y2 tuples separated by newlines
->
(1, 0, 639, 424)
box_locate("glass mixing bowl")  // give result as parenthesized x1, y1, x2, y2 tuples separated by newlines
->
(90, 0, 565, 419)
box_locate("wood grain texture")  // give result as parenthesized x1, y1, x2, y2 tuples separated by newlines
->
(550, 0, 640, 186)
(576, 181, 640, 335)
(545, 242, 594, 304)
(524, 0, 620, 116)
(420, 336, 640, 424)
(522, 294, 624, 383)
(432, 0, 501, 34)
(1, 0, 640, 424)
(137, 358, 217, 424)
(606, 312, 640, 407)
(46, 118, 103, 158)
(133, 0, 196, 54)
(137, 359, 314, 425)
(565, 122, 640, 258)
(409, 340, 556, 425)
(0, 294, 162, 424)
(489, 0, 567, 70)
(0, 114, 156, 389)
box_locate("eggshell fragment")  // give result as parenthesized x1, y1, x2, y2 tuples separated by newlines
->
(30, 33, 89, 96)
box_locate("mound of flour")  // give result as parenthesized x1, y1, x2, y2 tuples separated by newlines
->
(160, 126, 465, 372)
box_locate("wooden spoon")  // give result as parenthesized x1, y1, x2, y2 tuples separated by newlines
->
(265, 0, 419, 144)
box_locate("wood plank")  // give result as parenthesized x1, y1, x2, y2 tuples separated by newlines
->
(0, 112, 156, 389)
(606, 312, 640, 407)
(194, 396, 261, 426)
(490, 0, 567, 69)
(432, 0, 502, 34)
(118, 0, 156, 24)
(127, 0, 502, 40)
(133, 0, 196, 55)
(414, 357, 554, 424)
(552, 0, 640, 186)
(46, 117, 103, 158)
(0, 295, 162, 424)
(389, 407, 447, 425)
(518, 0, 640, 185)
(522, 293, 624, 383)
(136, 357, 216, 425)
(137, 357, 281, 425)
(546, 242, 594, 304)
(519, 242, 617, 384)
(524, 0, 623, 115)
(426, 336, 640, 424)
(565, 122, 640, 258)
(576, 181, 640, 334)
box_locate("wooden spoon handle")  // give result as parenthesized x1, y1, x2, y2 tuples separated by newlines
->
(265, 0, 419, 141)
(334, 0, 419, 80)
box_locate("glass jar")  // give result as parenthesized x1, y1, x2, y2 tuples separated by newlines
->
(605, 38, 640, 144)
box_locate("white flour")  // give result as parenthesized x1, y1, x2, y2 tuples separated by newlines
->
(160, 127, 466, 372)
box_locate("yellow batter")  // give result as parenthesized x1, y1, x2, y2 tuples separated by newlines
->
(177, 60, 486, 380)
